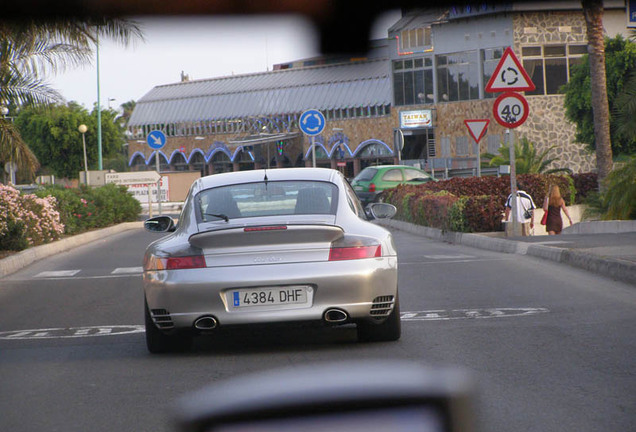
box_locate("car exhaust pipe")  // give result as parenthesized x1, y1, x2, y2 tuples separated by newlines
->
(324, 308, 348, 323)
(194, 316, 218, 330)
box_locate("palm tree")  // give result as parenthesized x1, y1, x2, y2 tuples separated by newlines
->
(0, 19, 143, 180)
(581, 0, 613, 187)
(614, 30, 636, 144)
(118, 99, 136, 128)
(485, 137, 572, 174)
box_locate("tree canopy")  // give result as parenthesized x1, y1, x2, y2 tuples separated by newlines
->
(15, 103, 126, 178)
(562, 34, 636, 157)
(0, 19, 143, 180)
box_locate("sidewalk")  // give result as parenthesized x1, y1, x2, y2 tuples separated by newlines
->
(378, 219, 636, 287)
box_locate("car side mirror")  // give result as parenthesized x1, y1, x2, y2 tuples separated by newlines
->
(366, 203, 397, 220)
(174, 361, 475, 432)
(144, 215, 176, 232)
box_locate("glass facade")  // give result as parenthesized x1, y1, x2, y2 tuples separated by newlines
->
(522, 44, 586, 95)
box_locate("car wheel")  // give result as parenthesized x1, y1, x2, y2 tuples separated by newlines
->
(357, 295, 401, 342)
(144, 299, 192, 353)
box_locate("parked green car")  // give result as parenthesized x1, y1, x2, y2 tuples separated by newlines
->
(351, 165, 436, 205)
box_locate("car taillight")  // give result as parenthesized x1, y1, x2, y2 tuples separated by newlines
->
(368, 183, 376, 193)
(329, 236, 382, 261)
(144, 254, 206, 270)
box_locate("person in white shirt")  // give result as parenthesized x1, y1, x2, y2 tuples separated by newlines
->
(504, 181, 536, 236)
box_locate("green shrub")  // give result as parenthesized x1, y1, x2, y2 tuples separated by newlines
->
(601, 156, 636, 220)
(463, 195, 505, 232)
(1, 184, 65, 250)
(383, 173, 579, 232)
(0, 219, 29, 251)
(36, 184, 141, 235)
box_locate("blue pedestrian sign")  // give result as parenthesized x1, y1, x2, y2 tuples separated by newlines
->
(147, 130, 167, 150)
(299, 109, 326, 136)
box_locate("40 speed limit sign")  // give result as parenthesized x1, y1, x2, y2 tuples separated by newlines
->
(493, 92, 529, 128)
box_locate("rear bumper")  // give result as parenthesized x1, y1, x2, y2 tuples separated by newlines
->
(143, 257, 398, 330)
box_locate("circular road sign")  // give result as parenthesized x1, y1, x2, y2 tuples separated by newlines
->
(493, 92, 529, 129)
(299, 109, 326, 136)
(147, 130, 167, 150)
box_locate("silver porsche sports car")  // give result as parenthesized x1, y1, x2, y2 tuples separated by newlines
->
(142, 168, 400, 352)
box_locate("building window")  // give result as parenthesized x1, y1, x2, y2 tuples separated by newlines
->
(483, 47, 505, 99)
(487, 134, 501, 155)
(455, 136, 469, 156)
(393, 57, 434, 106)
(521, 44, 586, 95)
(437, 51, 480, 102)
(440, 137, 451, 157)
(400, 27, 432, 52)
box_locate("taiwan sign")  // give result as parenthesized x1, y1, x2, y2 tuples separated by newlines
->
(400, 110, 433, 128)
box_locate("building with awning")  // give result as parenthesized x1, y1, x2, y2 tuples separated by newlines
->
(126, 42, 396, 178)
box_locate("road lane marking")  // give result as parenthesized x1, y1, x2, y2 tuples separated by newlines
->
(400, 308, 549, 321)
(0, 325, 144, 340)
(34, 270, 81, 278)
(111, 267, 143, 274)
(421, 254, 475, 259)
(399, 257, 512, 265)
(0, 308, 550, 340)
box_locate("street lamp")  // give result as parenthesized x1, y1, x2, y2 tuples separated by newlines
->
(78, 124, 89, 186)
(1, 106, 17, 184)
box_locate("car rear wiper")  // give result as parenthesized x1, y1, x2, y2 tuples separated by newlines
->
(204, 213, 229, 222)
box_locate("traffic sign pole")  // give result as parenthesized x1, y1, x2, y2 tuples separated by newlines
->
(156, 153, 162, 215)
(311, 136, 316, 168)
(508, 129, 521, 237)
(464, 120, 489, 178)
(147, 130, 167, 215)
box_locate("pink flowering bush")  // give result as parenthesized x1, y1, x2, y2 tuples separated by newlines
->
(0, 184, 65, 251)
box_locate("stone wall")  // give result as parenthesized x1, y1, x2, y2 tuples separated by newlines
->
(425, 10, 597, 174)
(512, 11, 587, 49)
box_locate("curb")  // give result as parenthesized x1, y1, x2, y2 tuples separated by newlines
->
(379, 219, 636, 286)
(0, 221, 144, 278)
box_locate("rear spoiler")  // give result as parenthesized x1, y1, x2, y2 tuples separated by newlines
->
(189, 225, 344, 249)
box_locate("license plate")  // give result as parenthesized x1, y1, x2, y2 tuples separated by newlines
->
(353, 185, 362, 191)
(229, 286, 310, 308)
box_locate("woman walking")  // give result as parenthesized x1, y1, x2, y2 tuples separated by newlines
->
(543, 184, 573, 235)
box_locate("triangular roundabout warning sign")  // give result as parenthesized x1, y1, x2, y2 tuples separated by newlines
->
(485, 47, 535, 93)
(464, 119, 490, 143)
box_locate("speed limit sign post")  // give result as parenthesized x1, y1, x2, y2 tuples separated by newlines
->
(486, 48, 535, 237)
(493, 92, 529, 129)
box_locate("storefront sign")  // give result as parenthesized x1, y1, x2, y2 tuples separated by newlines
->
(629, 0, 636, 28)
(126, 176, 170, 203)
(400, 110, 433, 129)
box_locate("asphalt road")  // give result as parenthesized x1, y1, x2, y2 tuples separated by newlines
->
(1, 228, 634, 432)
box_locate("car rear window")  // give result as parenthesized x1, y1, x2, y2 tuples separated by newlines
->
(353, 168, 377, 182)
(196, 181, 338, 221)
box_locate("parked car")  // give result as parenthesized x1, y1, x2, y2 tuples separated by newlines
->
(142, 168, 400, 353)
(351, 165, 436, 205)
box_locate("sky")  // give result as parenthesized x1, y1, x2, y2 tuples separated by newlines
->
(50, 11, 401, 112)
